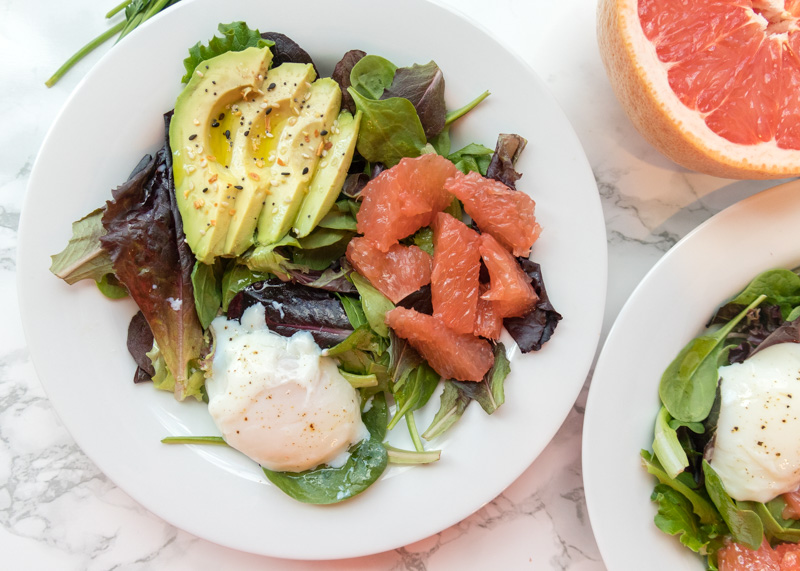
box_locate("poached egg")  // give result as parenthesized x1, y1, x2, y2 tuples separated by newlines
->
(711, 341, 800, 502)
(206, 304, 368, 472)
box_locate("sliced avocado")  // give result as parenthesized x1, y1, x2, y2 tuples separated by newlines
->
(255, 77, 342, 246)
(170, 47, 272, 264)
(223, 63, 318, 257)
(293, 110, 361, 238)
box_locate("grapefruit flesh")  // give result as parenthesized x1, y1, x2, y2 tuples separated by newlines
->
(444, 171, 541, 257)
(384, 307, 494, 382)
(598, 0, 800, 178)
(479, 233, 539, 319)
(718, 538, 800, 571)
(474, 282, 503, 340)
(346, 237, 432, 304)
(431, 212, 481, 334)
(783, 491, 800, 519)
(356, 154, 458, 251)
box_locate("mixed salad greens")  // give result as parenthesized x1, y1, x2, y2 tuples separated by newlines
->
(644, 268, 800, 568)
(50, 22, 560, 504)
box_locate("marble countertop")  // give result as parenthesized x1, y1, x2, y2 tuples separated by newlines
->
(1, 0, 789, 569)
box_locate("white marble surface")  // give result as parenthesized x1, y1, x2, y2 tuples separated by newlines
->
(1, 0, 790, 569)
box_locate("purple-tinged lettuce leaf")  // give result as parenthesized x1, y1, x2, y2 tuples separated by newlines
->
(486, 133, 527, 189)
(451, 343, 509, 414)
(127, 311, 155, 383)
(260, 31, 316, 73)
(226, 279, 353, 348)
(332, 49, 366, 114)
(383, 61, 446, 139)
(100, 146, 205, 400)
(504, 259, 562, 353)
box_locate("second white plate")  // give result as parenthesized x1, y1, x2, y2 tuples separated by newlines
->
(584, 179, 800, 569)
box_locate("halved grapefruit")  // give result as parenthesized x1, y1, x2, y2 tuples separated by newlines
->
(598, 0, 800, 178)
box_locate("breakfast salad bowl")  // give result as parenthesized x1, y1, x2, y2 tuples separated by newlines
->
(18, 0, 605, 560)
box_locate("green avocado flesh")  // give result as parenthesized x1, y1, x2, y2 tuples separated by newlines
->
(170, 47, 355, 263)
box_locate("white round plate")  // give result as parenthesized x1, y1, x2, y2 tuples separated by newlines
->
(584, 179, 800, 569)
(18, 0, 605, 559)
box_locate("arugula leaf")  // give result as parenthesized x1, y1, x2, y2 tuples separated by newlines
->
(448, 142, 494, 176)
(651, 484, 727, 554)
(422, 380, 472, 440)
(181, 22, 274, 83)
(388, 363, 440, 431)
(338, 294, 368, 329)
(702, 461, 763, 550)
(326, 324, 385, 357)
(50, 207, 114, 285)
(659, 294, 766, 422)
(451, 343, 510, 414)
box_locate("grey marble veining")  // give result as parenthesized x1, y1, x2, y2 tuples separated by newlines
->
(2, 0, 787, 569)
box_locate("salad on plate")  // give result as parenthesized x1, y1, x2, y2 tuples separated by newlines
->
(644, 267, 800, 569)
(49, 22, 561, 504)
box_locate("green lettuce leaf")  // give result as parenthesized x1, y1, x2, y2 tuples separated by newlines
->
(50, 207, 114, 285)
(182, 22, 273, 83)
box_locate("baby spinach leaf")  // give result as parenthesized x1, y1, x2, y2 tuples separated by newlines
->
(220, 264, 271, 311)
(181, 22, 273, 83)
(333, 49, 366, 114)
(422, 380, 472, 440)
(262, 394, 388, 504)
(726, 269, 800, 319)
(428, 125, 451, 156)
(348, 88, 427, 167)
(702, 461, 763, 550)
(349, 54, 397, 99)
(660, 294, 766, 422)
(96, 273, 128, 299)
(191, 261, 223, 329)
(383, 61, 446, 138)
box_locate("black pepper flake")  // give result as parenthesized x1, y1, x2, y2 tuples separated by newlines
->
(267, 82, 276, 91)
(265, 107, 272, 115)
(211, 120, 220, 128)
(302, 167, 309, 175)
(281, 172, 290, 176)
(212, 81, 217, 85)
(758, 441, 764, 446)
(202, 188, 208, 193)
(205, 65, 209, 69)
(234, 185, 243, 190)
(320, 129, 328, 136)
(188, 134, 197, 140)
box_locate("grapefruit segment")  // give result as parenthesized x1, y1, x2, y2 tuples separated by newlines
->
(718, 538, 781, 571)
(346, 237, 432, 304)
(444, 171, 541, 257)
(474, 282, 503, 340)
(431, 212, 481, 334)
(356, 154, 458, 251)
(385, 307, 494, 382)
(479, 233, 538, 319)
(598, 0, 800, 178)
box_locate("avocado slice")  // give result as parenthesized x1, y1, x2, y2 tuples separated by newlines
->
(170, 46, 273, 264)
(222, 63, 318, 257)
(293, 110, 361, 238)
(255, 77, 342, 246)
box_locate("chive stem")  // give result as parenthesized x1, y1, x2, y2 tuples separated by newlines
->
(45, 20, 125, 87)
(161, 436, 228, 446)
(105, 0, 131, 18)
